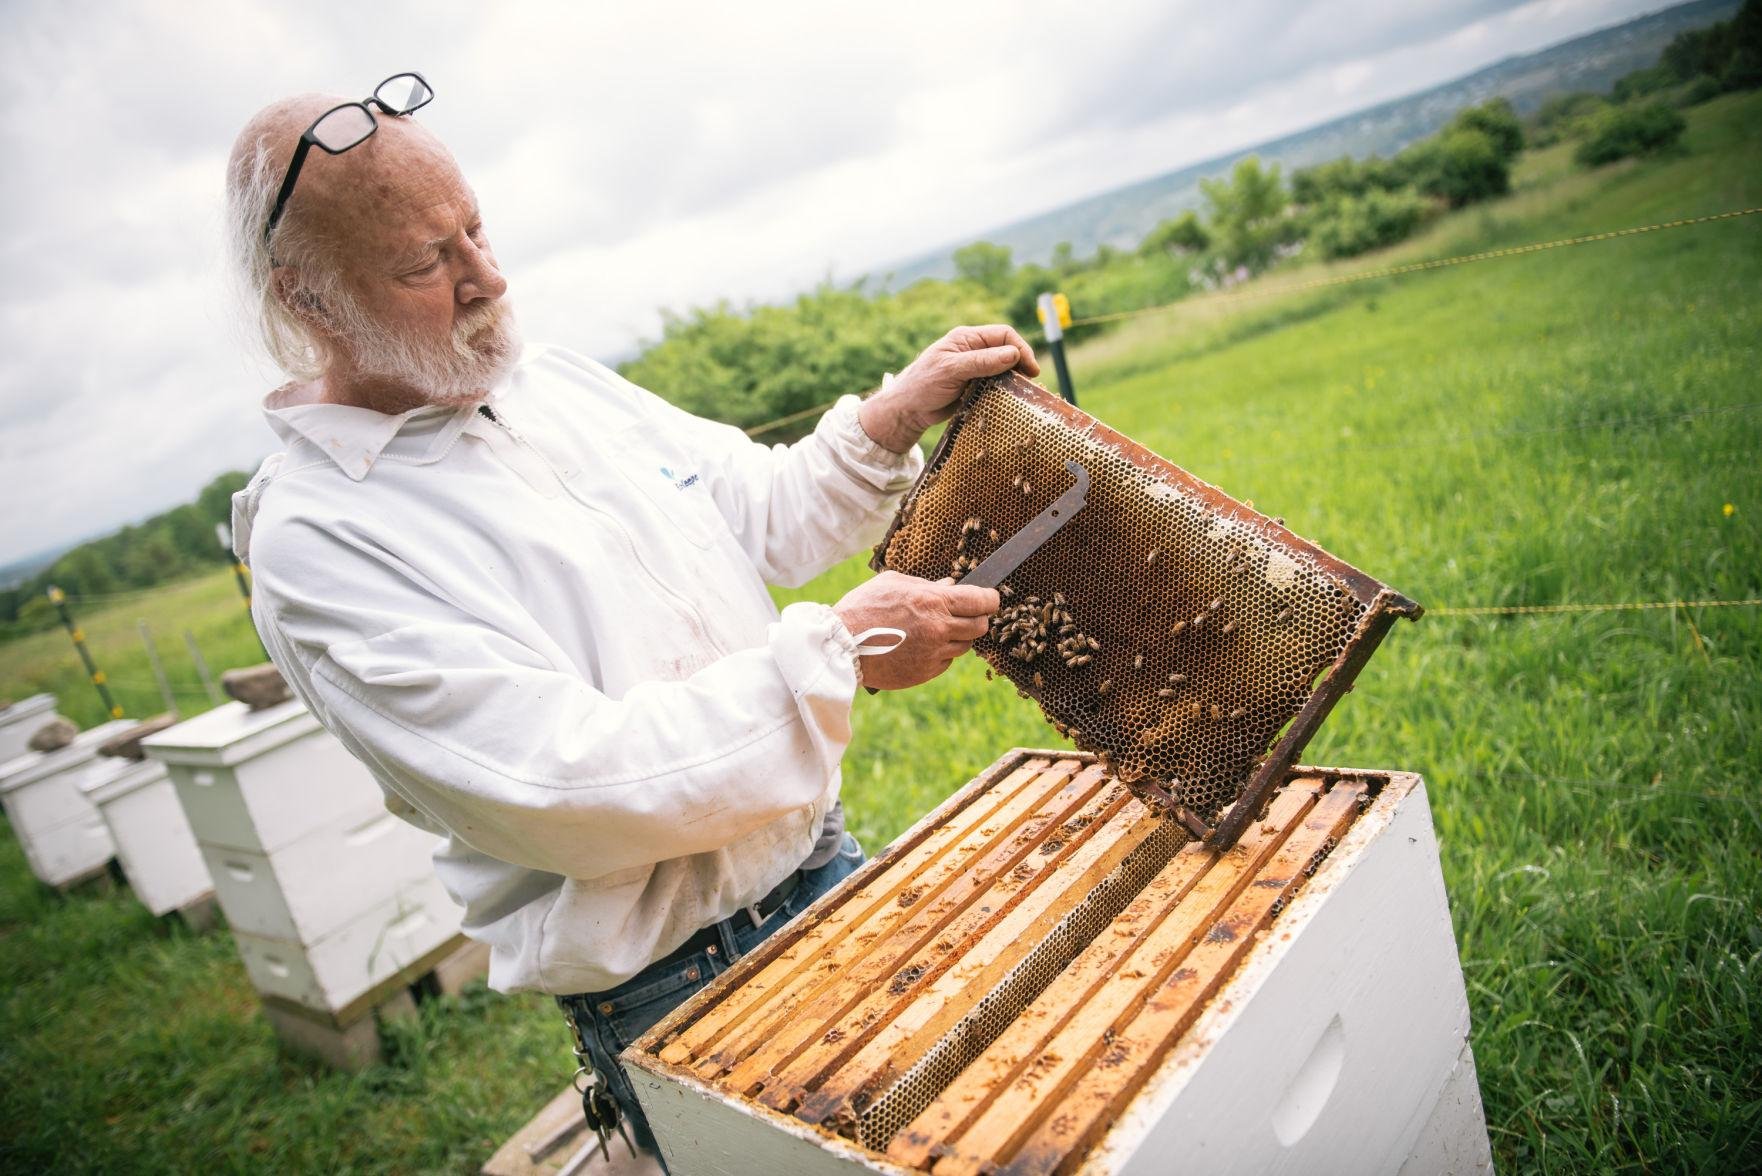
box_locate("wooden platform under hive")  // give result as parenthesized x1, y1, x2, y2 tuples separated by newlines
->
(627, 751, 1490, 1174)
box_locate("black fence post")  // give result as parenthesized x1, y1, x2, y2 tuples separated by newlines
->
(1037, 292, 1077, 406)
(47, 585, 124, 720)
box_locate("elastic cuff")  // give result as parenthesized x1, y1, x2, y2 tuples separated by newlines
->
(824, 394, 917, 471)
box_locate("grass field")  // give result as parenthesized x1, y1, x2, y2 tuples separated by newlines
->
(2, 91, 1759, 1172)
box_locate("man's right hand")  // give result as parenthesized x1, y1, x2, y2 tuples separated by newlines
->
(833, 571, 1001, 691)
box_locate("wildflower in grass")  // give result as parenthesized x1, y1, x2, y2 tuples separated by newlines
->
(1723, 502, 1735, 517)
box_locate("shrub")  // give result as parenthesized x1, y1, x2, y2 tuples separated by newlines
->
(1137, 211, 1209, 258)
(1574, 101, 1687, 167)
(1306, 187, 1434, 260)
(1400, 128, 1510, 207)
(1679, 74, 1725, 106)
(619, 280, 1001, 440)
(1612, 64, 1677, 103)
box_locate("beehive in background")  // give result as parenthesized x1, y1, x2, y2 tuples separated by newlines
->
(144, 698, 466, 1069)
(0, 719, 126, 889)
(626, 751, 1489, 1174)
(0, 694, 59, 763)
(873, 374, 1420, 848)
(79, 747, 213, 920)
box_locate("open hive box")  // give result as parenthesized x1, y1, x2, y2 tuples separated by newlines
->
(629, 752, 1487, 1175)
(871, 372, 1421, 848)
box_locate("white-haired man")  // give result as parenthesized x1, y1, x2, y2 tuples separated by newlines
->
(224, 75, 1036, 1159)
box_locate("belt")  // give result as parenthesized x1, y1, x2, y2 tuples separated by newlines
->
(651, 869, 801, 971)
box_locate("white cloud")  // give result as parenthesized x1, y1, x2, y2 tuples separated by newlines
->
(0, 0, 1671, 564)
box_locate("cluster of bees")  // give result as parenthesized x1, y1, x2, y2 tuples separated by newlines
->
(987, 590, 1100, 688)
(949, 515, 1001, 579)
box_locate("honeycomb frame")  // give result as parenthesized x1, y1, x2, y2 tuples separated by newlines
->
(871, 373, 1421, 849)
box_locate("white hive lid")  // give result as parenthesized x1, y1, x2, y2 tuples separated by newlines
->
(84, 755, 170, 806)
(0, 694, 57, 724)
(0, 719, 136, 793)
(141, 698, 319, 768)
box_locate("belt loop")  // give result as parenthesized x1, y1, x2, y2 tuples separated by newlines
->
(716, 915, 741, 962)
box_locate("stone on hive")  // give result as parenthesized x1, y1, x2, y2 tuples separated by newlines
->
(27, 716, 79, 752)
(223, 663, 292, 711)
(98, 714, 180, 760)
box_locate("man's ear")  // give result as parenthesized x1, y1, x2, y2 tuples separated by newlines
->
(272, 267, 329, 329)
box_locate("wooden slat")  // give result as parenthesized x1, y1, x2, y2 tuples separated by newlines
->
(664, 755, 1065, 1070)
(999, 780, 1368, 1175)
(697, 760, 1092, 1081)
(782, 788, 1161, 1123)
(724, 764, 1115, 1100)
(793, 798, 1165, 1128)
(919, 782, 1328, 1175)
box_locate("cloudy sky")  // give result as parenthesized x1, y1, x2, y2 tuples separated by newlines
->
(0, 0, 1664, 567)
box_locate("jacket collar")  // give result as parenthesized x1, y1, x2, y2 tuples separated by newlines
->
(262, 380, 481, 482)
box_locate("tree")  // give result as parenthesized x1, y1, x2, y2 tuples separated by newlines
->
(951, 241, 1013, 295)
(1306, 188, 1432, 260)
(1138, 211, 1209, 257)
(1198, 157, 1291, 272)
(1528, 91, 1606, 147)
(1449, 98, 1523, 160)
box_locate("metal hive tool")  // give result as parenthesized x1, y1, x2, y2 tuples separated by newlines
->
(872, 372, 1421, 849)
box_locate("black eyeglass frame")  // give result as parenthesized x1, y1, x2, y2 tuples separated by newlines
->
(263, 72, 434, 247)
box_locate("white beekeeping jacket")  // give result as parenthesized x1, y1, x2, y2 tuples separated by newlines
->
(232, 344, 921, 994)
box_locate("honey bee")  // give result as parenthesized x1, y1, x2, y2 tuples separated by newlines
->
(1273, 517, 1285, 527)
(1146, 548, 1159, 565)
(989, 528, 1000, 544)
(1087, 636, 1100, 651)
(1276, 607, 1293, 623)
(1168, 672, 1187, 685)
(1192, 614, 1206, 630)
(1209, 598, 1223, 612)
(1133, 654, 1145, 669)
(1229, 707, 1247, 719)
(1033, 672, 1045, 689)
(1098, 679, 1112, 696)
(1012, 473, 1022, 488)
(1053, 592, 1066, 606)
(1221, 620, 1238, 635)
(1210, 704, 1224, 721)
(1157, 687, 1176, 699)
(1170, 620, 1188, 636)
(1023, 481, 1033, 496)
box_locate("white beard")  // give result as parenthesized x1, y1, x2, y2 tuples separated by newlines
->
(336, 295, 523, 406)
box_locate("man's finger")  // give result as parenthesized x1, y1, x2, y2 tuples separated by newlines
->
(948, 614, 990, 642)
(947, 345, 1024, 381)
(941, 583, 1002, 616)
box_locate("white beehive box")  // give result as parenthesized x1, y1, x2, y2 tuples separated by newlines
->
(80, 752, 213, 918)
(143, 699, 462, 1017)
(628, 752, 1491, 1175)
(0, 693, 59, 764)
(0, 719, 128, 889)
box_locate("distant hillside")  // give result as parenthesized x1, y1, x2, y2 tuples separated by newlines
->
(883, 0, 1738, 284)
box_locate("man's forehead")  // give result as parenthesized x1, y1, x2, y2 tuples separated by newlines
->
(299, 118, 476, 255)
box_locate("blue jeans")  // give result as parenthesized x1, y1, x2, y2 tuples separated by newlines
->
(556, 833, 866, 1156)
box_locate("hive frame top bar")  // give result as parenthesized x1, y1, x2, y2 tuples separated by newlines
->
(872, 373, 1421, 849)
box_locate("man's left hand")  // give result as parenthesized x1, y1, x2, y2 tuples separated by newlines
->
(859, 325, 1040, 453)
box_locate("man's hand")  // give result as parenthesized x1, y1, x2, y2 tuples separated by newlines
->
(859, 325, 1041, 454)
(833, 571, 1001, 691)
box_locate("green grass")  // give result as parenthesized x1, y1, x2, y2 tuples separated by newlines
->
(3, 91, 1759, 1173)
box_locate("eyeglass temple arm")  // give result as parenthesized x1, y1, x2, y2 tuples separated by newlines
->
(264, 136, 315, 245)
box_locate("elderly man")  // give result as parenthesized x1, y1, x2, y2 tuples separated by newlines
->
(224, 75, 1035, 1156)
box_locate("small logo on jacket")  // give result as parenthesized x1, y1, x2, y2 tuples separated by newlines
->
(659, 466, 700, 491)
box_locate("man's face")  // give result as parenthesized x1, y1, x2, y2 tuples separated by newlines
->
(300, 122, 520, 405)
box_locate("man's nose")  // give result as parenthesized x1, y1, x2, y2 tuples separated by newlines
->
(457, 238, 508, 303)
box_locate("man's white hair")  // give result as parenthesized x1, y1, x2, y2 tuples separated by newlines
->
(226, 114, 349, 379)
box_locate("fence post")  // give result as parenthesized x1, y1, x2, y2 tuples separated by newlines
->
(217, 522, 268, 658)
(183, 630, 225, 705)
(46, 585, 124, 720)
(137, 619, 178, 717)
(1037, 292, 1077, 406)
